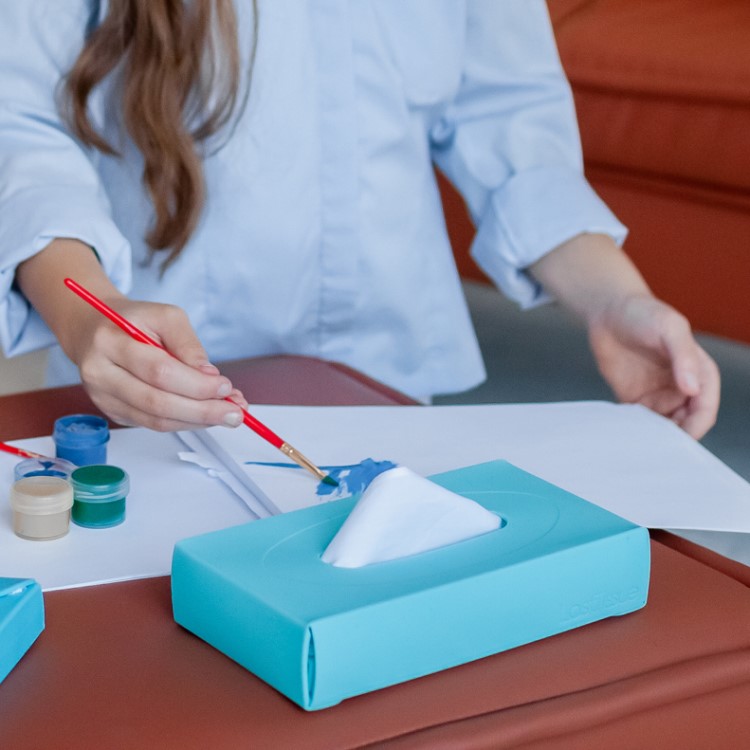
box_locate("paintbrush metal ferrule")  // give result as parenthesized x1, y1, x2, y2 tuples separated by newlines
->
(280, 443, 337, 486)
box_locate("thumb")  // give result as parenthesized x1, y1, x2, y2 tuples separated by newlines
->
(660, 313, 701, 397)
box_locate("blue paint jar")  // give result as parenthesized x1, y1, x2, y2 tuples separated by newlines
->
(70, 465, 129, 529)
(53, 414, 110, 466)
(13, 457, 77, 482)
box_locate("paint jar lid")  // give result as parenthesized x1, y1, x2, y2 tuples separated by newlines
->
(10, 476, 74, 515)
(14, 457, 77, 482)
(71, 465, 129, 503)
(53, 414, 110, 449)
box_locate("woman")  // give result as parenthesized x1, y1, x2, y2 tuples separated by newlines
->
(0, 0, 719, 436)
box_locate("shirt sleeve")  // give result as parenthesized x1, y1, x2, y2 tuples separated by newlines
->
(431, 0, 627, 308)
(0, 0, 132, 357)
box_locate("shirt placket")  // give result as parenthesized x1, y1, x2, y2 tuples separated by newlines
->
(311, 0, 360, 361)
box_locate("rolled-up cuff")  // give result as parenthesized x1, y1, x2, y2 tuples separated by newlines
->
(471, 166, 628, 308)
(0, 185, 132, 356)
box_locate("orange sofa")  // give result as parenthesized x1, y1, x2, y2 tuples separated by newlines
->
(444, 0, 750, 344)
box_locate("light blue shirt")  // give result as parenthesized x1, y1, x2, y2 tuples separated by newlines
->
(0, 0, 625, 399)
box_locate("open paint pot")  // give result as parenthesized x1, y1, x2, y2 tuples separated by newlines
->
(70, 465, 129, 529)
(53, 414, 110, 466)
(14, 457, 77, 482)
(10, 476, 74, 541)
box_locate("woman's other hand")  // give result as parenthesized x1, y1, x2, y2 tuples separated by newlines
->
(588, 294, 719, 439)
(530, 233, 720, 439)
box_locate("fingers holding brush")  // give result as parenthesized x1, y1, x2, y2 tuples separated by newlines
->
(74, 302, 245, 431)
(83, 357, 245, 432)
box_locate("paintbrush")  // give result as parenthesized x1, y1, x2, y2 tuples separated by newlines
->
(0, 442, 48, 460)
(64, 278, 337, 487)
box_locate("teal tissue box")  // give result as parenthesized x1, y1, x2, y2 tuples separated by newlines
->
(172, 461, 650, 710)
(0, 578, 44, 685)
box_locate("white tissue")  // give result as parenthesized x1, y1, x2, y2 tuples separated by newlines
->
(321, 466, 501, 568)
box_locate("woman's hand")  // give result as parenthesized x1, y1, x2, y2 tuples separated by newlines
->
(68, 294, 249, 431)
(588, 294, 719, 439)
(16, 238, 247, 431)
(530, 233, 720, 439)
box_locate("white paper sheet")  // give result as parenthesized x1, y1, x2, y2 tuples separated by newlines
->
(207, 401, 750, 533)
(1, 401, 749, 591)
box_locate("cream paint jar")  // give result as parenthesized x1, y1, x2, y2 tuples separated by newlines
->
(10, 476, 74, 541)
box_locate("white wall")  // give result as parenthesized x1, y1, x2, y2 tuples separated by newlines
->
(0, 349, 47, 395)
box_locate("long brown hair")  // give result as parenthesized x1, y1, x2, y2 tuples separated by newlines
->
(64, 0, 252, 268)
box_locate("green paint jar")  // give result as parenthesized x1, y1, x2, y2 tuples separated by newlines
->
(70, 465, 129, 529)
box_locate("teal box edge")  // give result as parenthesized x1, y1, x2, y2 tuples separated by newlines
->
(0, 578, 45, 685)
(172, 460, 651, 710)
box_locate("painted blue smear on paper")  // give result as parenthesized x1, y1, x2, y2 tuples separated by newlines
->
(243, 458, 397, 498)
(315, 459, 397, 497)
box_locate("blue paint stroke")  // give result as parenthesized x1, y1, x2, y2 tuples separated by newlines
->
(315, 459, 397, 497)
(244, 458, 397, 498)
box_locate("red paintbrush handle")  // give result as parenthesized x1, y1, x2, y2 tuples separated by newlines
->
(241, 410, 284, 448)
(0, 442, 47, 460)
(64, 278, 163, 347)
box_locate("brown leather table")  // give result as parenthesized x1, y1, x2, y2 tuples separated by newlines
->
(1, 355, 749, 749)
